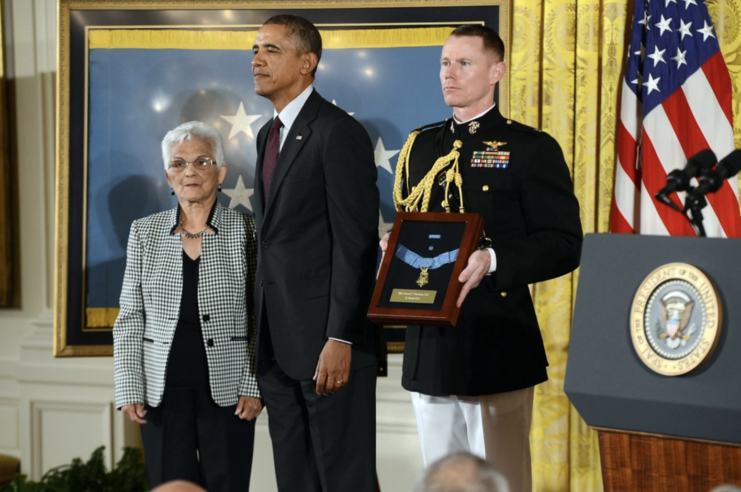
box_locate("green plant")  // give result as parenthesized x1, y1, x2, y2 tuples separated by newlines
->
(1, 446, 148, 492)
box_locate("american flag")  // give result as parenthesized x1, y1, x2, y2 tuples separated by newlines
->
(610, 0, 741, 237)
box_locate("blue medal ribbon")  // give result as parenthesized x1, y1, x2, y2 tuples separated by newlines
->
(395, 244, 459, 270)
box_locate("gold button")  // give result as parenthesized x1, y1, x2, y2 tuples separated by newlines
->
(501, 291, 507, 297)
(507, 119, 512, 125)
(482, 185, 489, 192)
(412, 186, 416, 191)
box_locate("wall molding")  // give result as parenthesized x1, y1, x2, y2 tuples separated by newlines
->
(0, 397, 20, 452)
(30, 399, 113, 477)
(0, 357, 17, 380)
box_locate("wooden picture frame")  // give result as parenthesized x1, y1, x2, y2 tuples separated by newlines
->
(54, 0, 509, 356)
(368, 212, 485, 327)
(0, 0, 13, 308)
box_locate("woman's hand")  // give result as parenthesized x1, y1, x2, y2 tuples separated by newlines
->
(235, 396, 263, 421)
(121, 403, 147, 424)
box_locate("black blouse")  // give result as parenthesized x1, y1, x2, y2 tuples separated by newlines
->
(179, 251, 201, 324)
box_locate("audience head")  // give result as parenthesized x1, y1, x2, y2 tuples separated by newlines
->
(151, 480, 207, 492)
(414, 452, 509, 492)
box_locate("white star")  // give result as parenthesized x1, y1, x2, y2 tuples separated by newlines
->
(634, 42, 645, 60)
(645, 73, 661, 94)
(697, 20, 716, 41)
(683, 0, 697, 9)
(378, 209, 393, 239)
(374, 137, 400, 175)
(655, 15, 673, 36)
(638, 12, 652, 29)
(647, 45, 667, 67)
(222, 175, 254, 212)
(220, 102, 262, 140)
(671, 48, 688, 68)
(665, 0, 677, 7)
(678, 19, 693, 40)
(631, 73, 643, 89)
(332, 99, 355, 116)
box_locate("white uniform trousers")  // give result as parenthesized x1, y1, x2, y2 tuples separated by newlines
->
(410, 386, 534, 492)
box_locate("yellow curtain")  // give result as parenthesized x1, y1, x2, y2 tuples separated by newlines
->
(510, 0, 741, 489)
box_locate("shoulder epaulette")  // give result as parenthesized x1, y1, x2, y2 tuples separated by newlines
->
(505, 119, 541, 134)
(415, 118, 450, 132)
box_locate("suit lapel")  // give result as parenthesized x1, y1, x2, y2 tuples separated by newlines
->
(254, 123, 270, 221)
(262, 90, 321, 229)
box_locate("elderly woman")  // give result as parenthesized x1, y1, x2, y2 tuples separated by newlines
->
(113, 121, 261, 492)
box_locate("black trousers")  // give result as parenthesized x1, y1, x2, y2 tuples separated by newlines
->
(260, 357, 377, 492)
(140, 320, 255, 492)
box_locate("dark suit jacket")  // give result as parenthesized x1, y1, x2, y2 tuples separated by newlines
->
(401, 106, 583, 396)
(253, 89, 379, 380)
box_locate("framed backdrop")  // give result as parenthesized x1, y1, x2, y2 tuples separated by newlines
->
(54, 0, 510, 356)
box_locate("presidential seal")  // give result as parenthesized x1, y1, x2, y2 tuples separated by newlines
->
(630, 263, 722, 376)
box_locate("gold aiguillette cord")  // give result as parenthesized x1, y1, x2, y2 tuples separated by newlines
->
(393, 132, 466, 213)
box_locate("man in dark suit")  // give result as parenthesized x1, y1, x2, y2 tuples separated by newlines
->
(383, 25, 583, 491)
(251, 15, 379, 492)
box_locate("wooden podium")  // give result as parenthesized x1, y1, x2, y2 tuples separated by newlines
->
(565, 234, 741, 491)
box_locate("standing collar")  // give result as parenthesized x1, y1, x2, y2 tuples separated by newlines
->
(447, 104, 505, 141)
(274, 84, 314, 133)
(170, 200, 222, 235)
(452, 103, 497, 125)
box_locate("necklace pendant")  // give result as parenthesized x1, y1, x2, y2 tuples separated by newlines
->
(416, 267, 430, 288)
(179, 220, 208, 239)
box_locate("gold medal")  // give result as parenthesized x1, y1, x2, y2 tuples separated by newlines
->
(416, 267, 430, 287)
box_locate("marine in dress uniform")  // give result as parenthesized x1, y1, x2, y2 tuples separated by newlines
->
(393, 26, 583, 492)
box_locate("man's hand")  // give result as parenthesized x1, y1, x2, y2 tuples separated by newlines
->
(235, 396, 263, 421)
(380, 232, 390, 253)
(456, 249, 491, 308)
(378, 232, 391, 279)
(121, 403, 147, 424)
(313, 339, 352, 395)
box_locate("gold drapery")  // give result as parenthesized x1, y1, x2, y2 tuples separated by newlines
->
(510, 0, 741, 489)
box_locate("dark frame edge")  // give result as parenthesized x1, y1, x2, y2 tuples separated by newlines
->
(368, 211, 485, 327)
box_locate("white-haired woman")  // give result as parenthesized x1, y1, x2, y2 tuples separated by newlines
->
(113, 121, 261, 491)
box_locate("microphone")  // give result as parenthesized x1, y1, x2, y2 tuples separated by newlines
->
(690, 149, 741, 198)
(655, 149, 717, 211)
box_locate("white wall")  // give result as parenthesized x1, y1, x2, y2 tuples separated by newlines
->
(0, 1, 423, 489)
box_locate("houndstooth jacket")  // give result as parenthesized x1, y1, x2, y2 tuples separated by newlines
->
(113, 202, 260, 409)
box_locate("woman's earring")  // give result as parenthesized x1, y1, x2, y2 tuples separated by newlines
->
(218, 183, 222, 193)
(170, 187, 175, 196)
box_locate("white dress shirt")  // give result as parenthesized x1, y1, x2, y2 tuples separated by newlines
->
(275, 84, 314, 151)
